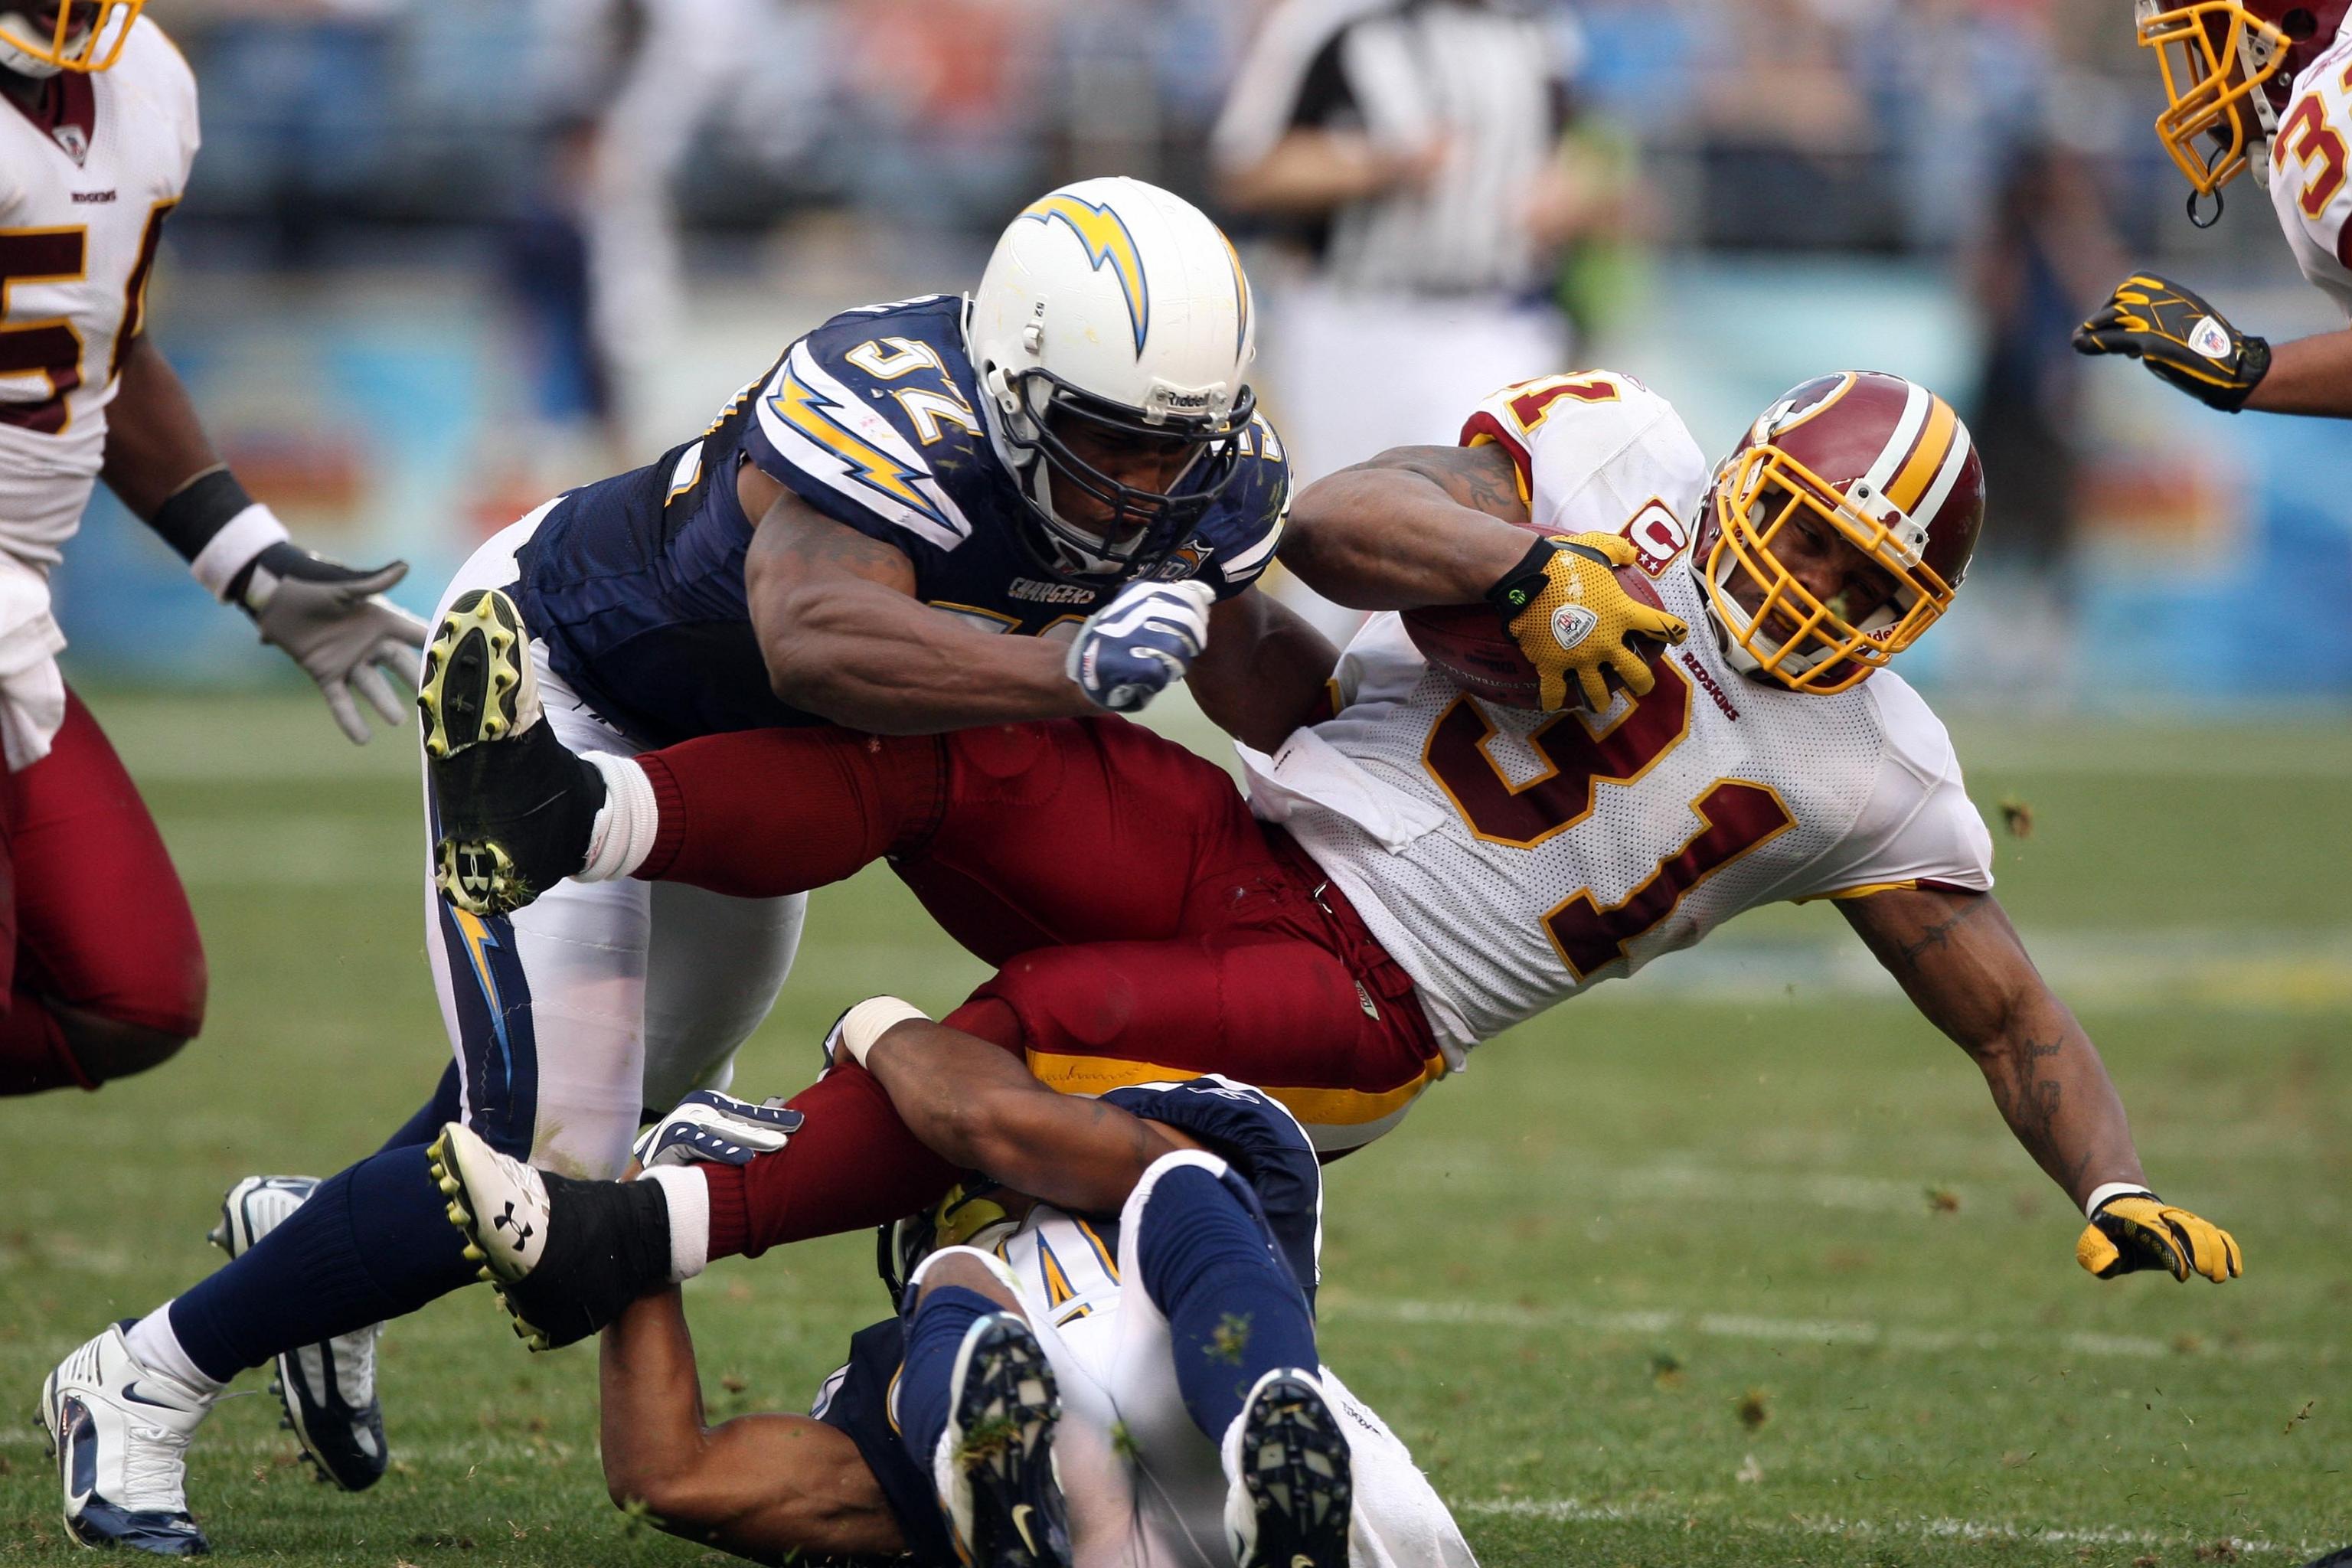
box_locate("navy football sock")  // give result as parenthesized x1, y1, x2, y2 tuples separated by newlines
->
(377, 1062, 463, 1153)
(897, 1283, 1001, 1470)
(1134, 1161, 1321, 1444)
(165, 1144, 477, 1385)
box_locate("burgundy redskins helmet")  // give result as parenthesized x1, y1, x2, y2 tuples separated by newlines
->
(1693, 371, 1984, 697)
(2135, 0, 2351, 211)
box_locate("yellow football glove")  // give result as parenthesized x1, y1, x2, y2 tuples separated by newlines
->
(2076, 1192, 2242, 1283)
(1485, 531, 1690, 712)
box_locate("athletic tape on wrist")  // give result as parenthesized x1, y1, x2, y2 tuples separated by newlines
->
(837, 996, 930, 1068)
(2083, 1181, 2155, 1221)
(189, 502, 290, 600)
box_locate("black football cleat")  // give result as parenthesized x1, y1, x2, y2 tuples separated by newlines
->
(210, 1177, 387, 1491)
(426, 1123, 671, 1351)
(419, 587, 603, 918)
(935, 1313, 1070, 1568)
(1223, 1369, 1353, 1568)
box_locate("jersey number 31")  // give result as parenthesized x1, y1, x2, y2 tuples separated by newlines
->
(1423, 659, 1795, 982)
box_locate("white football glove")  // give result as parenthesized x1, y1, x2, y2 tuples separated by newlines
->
(631, 1089, 803, 1171)
(1067, 578, 1214, 714)
(237, 542, 430, 744)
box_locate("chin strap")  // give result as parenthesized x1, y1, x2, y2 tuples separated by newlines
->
(2187, 186, 2225, 229)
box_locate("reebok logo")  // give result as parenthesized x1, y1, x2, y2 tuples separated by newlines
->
(70, 189, 116, 204)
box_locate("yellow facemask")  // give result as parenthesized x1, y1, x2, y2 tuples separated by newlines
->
(2135, 0, 2292, 203)
(0, 0, 144, 75)
(1700, 446, 1955, 697)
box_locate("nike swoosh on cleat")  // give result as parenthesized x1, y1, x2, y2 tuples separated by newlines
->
(1011, 1502, 1038, 1555)
(119, 1382, 180, 1409)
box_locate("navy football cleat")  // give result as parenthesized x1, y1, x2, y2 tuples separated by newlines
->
(38, 1325, 212, 1557)
(1223, 1368, 1353, 1568)
(209, 1176, 387, 1491)
(933, 1313, 1070, 1568)
(419, 587, 602, 918)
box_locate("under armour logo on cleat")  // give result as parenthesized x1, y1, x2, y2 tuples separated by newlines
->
(494, 1202, 534, 1249)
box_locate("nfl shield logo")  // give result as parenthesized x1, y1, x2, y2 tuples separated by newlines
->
(53, 124, 87, 165)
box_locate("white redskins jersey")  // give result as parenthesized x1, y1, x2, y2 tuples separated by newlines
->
(0, 17, 198, 565)
(1241, 371, 1994, 1062)
(2266, 11, 2352, 318)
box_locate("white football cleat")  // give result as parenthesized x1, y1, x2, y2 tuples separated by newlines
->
(37, 1324, 212, 1557)
(1222, 1367, 1353, 1568)
(210, 1175, 387, 1491)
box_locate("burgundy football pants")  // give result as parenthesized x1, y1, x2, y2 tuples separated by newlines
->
(627, 715, 1441, 1258)
(0, 688, 207, 1095)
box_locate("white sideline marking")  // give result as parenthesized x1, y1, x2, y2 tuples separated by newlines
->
(1460, 1496, 2317, 1557)
(1320, 1293, 2292, 1362)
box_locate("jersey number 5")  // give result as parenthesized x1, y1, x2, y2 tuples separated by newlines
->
(0, 206, 172, 436)
(1422, 661, 1795, 981)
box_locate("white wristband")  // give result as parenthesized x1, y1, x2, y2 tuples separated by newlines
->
(836, 996, 930, 1069)
(189, 502, 291, 601)
(2083, 1181, 2155, 1220)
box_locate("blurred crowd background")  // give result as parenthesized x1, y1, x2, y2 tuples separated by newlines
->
(61, 0, 2352, 707)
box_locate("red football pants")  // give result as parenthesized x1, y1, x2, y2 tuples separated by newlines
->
(0, 688, 207, 1095)
(631, 716, 1440, 1257)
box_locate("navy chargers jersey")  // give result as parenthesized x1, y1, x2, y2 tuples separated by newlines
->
(514, 293, 1291, 748)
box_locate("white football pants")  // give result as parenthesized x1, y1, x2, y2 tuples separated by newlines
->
(420, 505, 807, 1180)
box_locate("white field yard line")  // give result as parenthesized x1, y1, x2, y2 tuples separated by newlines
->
(1460, 1495, 2321, 1557)
(1318, 1292, 2298, 1363)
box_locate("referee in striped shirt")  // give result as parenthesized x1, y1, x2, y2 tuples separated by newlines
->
(1213, 0, 1592, 565)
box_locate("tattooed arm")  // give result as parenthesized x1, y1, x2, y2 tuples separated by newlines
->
(1280, 443, 1546, 610)
(1839, 887, 2146, 1210)
(742, 479, 1093, 733)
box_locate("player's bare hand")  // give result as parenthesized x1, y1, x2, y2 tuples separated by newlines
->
(2076, 1192, 2242, 1282)
(1485, 531, 1687, 711)
(237, 542, 430, 744)
(2072, 272, 2272, 413)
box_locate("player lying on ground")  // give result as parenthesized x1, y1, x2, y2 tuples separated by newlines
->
(34, 173, 1678, 1550)
(397, 369, 2240, 1371)
(2076, 1, 2352, 416)
(430, 1002, 1474, 1568)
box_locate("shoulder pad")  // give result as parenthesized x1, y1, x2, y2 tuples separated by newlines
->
(750, 315, 989, 552)
(1459, 371, 1708, 541)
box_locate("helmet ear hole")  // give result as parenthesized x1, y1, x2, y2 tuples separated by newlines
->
(2285, 7, 2319, 40)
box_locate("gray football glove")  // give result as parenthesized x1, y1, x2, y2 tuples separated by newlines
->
(237, 542, 430, 744)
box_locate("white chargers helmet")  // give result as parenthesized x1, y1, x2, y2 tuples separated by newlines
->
(966, 176, 1259, 580)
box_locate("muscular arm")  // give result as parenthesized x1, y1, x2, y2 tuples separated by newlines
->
(862, 1018, 1198, 1215)
(597, 1287, 902, 1562)
(2243, 326, 2352, 417)
(1186, 586, 1340, 752)
(98, 332, 224, 521)
(1280, 443, 1540, 611)
(1840, 887, 2145, 1210)
(741, 472, 1095, 734)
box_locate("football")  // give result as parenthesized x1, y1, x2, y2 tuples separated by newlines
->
(1401, 533, 1674, 710)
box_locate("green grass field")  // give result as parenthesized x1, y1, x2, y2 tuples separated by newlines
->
(2, 691, 2347, 1566)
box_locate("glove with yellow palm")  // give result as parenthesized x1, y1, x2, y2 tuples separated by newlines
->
(2072, 272, 2272, 413)
(1485, 532, 1689, 712)
(2076, 1189, 2242, 1283)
